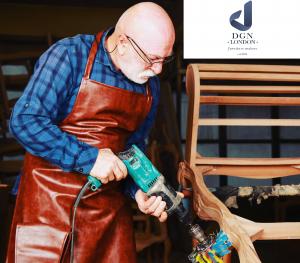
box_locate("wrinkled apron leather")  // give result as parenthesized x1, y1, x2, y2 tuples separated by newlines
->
(7, 31, 152, 263)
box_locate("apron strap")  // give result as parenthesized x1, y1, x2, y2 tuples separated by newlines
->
(83, 32, 103, 79)
(84, 30, 152, 102)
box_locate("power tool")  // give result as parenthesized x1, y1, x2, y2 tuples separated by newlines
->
(71, 145, 231, 263)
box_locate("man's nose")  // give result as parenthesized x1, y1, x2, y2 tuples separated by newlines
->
(150, 62, 163, 75)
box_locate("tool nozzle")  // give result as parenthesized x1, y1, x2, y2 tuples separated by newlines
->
(189, 224, 206, 243)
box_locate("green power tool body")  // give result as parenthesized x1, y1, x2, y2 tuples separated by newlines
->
(118, 145, 189, 221)
(84, 144, 231, 263)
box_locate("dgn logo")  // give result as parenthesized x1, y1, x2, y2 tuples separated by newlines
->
(230, 1, 252, 31)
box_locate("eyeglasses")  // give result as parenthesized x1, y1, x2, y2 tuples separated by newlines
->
(125, 35, 174, 66)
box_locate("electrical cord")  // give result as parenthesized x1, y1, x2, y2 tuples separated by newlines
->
(70, 180, 92, 263)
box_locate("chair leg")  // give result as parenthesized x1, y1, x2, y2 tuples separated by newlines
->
(164, 239, 171, 263)
(146, 247, 152, 263)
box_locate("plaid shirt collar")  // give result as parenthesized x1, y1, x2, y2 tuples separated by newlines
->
(95, 27, 118, 73)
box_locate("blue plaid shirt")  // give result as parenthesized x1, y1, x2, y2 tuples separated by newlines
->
(10, 28, 160, 198)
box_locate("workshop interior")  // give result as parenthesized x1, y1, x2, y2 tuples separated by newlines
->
(0, 1, 300, 263)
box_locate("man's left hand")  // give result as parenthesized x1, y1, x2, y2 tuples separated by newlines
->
(135, 189, 167, 222)
(135, 189, 184, 222)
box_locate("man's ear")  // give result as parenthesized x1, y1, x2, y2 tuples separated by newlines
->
(117, 34, 128, 56)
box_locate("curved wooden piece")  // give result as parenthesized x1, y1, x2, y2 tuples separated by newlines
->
(178, 161, 261, 263)
(234, 215, 300, 240)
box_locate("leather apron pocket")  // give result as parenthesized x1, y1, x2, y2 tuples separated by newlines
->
(15, 223, 70, 263)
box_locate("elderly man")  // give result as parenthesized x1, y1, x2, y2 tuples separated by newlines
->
(7, 2, 175, 263)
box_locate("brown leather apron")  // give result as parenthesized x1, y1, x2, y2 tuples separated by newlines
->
(7, 31, 153, 263)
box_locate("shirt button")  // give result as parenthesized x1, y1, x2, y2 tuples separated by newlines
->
(24, 103, 29, 108)
(79, 168, 83, 173)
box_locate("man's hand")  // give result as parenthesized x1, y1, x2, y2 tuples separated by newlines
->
(90, 148, 127, 184)
(135, 189, 184, 222)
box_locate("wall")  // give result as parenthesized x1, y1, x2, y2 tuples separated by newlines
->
(0, 3, 125, 37)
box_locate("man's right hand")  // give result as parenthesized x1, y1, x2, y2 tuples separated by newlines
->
(90, 148, 128, 184)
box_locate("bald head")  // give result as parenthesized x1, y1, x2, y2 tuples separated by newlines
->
(115, 2, 175, 56)
(106, 2, 175, 84)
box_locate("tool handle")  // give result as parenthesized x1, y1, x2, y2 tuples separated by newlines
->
(87, 175, 102, 191)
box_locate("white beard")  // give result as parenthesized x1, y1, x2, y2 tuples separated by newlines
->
(135, 69, 156, 84)
(118, 57, 156, 84)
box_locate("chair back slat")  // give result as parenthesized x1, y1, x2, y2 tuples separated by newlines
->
(201, 85, 300, 94)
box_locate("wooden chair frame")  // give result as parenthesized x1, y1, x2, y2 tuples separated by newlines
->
(180, 64, 300, 263)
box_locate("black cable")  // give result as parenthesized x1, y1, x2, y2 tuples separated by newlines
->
(70, 181, 92, 263)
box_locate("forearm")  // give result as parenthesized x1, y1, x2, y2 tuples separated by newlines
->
(10, 102, 98, 174)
